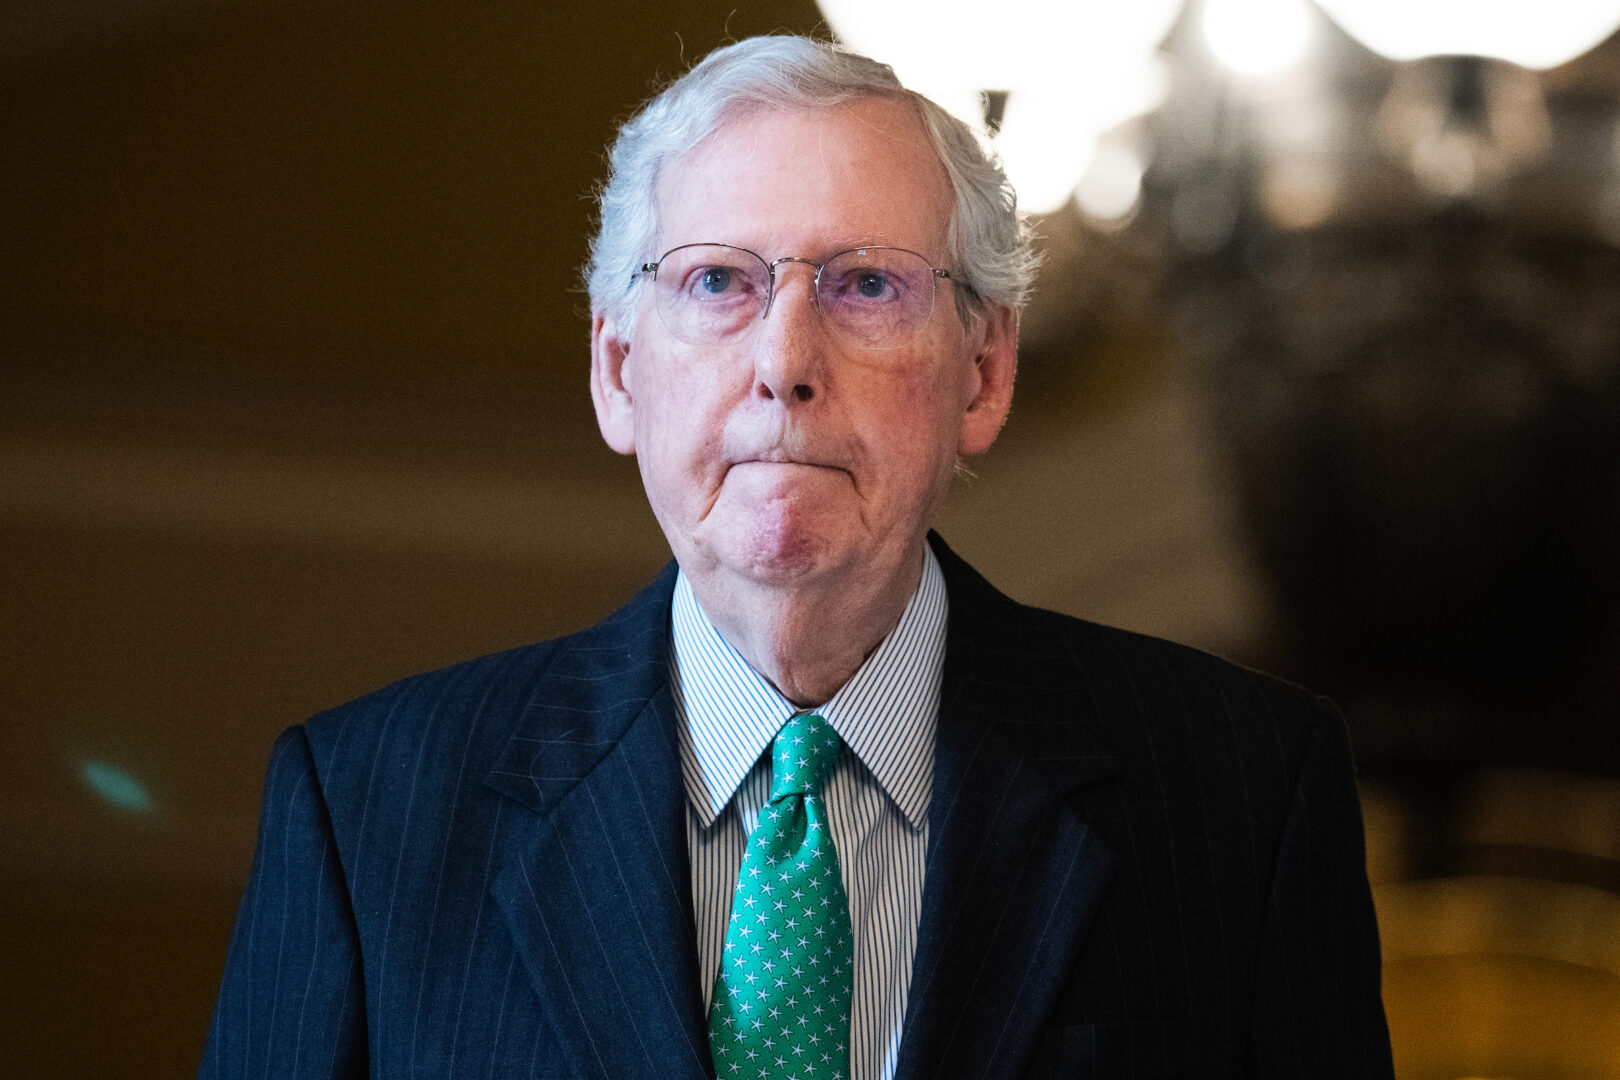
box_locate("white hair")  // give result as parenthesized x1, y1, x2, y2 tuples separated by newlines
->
(584, 35, 1037, 335)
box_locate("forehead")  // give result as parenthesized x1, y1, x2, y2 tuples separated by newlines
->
(653, 96, 954, 258)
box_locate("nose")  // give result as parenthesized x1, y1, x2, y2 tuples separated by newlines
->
(752, 260, 825, 405)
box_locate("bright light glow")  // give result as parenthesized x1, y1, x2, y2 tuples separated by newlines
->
(1313, 0, 1620, 69)
(996, 93, 1100, 214)
(1203, 0, 1314, 75)
(818, 1, 1180, 214)
(80, 760, 154, 813)
(1075, 144, 1145, 221)
(817, 0, 1183, 95)
(994, 64, 1167, 216)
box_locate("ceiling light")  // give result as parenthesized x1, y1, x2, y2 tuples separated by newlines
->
(1312, 0, 1620, 69)
(1203, 0, 1314, 75)
(818, 1, 1180, 213)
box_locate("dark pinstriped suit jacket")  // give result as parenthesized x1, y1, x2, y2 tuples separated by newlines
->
(200, 534, 1393, 1079)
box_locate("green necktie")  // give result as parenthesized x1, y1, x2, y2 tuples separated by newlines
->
(708, 712, 853, 1080)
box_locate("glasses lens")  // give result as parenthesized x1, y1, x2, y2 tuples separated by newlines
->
(651, 244, 769, 344)
(818, 248, 937, 348)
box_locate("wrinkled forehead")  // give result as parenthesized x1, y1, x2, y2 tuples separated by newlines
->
(650, 97, 955, 260)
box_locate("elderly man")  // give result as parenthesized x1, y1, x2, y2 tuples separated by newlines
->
(201, 35, 1392, 1080)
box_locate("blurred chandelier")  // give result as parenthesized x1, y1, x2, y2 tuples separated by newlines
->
(816, 0, 1620, 216)
(816, 0, 1181, 215)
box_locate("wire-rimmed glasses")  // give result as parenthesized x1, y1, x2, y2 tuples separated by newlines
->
(637, 243, 954, 350)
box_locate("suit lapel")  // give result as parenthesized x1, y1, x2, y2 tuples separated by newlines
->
(895, 538, 1122, 1080)
(477, 540, 1121, 1080)
(485, 566, 715, 1080)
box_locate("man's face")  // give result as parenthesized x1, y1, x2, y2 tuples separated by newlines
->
(592, 96, 1016, 600)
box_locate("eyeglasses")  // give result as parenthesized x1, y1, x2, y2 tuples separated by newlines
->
(636, 243, 955, 350)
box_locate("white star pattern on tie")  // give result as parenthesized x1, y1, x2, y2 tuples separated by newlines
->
(708, 713, 852, 1080)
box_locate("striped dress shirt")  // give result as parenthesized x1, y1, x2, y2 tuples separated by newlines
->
(671, 548, 947, 1080)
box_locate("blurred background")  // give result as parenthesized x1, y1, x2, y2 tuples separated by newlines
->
(4, 1, 1619, 1076)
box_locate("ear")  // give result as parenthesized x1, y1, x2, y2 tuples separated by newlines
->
(590, 312, 637, 455)
(956, 303, 1018, 456)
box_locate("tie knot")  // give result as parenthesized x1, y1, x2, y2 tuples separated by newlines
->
(769, 713, 841, 798)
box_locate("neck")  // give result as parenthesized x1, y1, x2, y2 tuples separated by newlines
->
(687, 544, 925, 707)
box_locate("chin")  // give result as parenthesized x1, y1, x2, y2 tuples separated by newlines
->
(725, 513, 846, 587)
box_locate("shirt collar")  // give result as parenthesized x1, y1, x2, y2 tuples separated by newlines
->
(672, 546, 946, 831)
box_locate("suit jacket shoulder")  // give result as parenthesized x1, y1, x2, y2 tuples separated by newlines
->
(202, 562, 692, 1080)
(919, 534, 1390, 1078)
(300, 561, 680, 835)
(935, 531, 1332, 751)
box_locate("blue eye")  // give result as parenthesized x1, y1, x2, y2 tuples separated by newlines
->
(855, 272, 888, 299)
(700, 267, 733, 294)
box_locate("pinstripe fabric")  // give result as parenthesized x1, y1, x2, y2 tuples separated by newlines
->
(200, 533, 1391, 1080)
(673, 548, 944, 1080)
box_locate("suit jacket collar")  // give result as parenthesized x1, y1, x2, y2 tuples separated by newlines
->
(482, 561, 681, 817)
(484, 537, 1121, 1080)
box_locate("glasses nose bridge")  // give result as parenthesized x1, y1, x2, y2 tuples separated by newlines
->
(761, 255, 824, 320)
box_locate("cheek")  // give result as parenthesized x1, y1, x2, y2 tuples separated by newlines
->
(863, 367, 967, 487)
(900, 362, 969, 443)
(633, 368, 732, 493)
